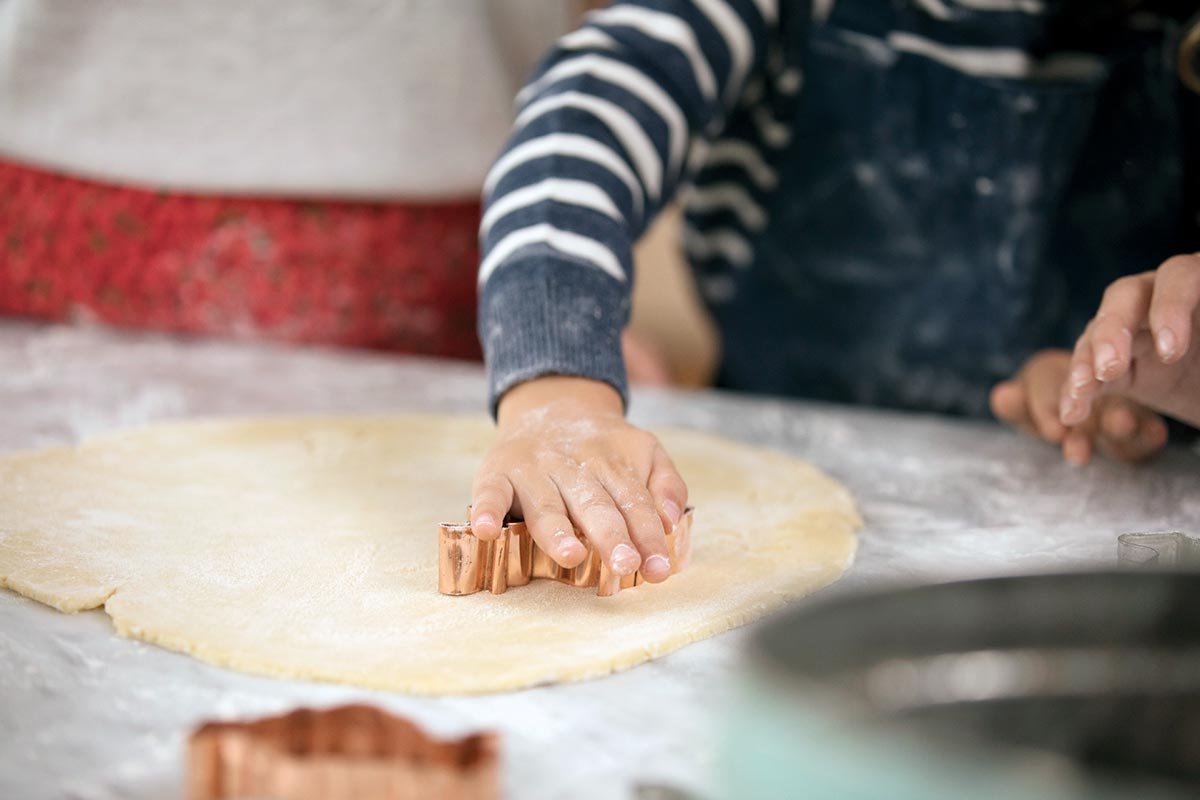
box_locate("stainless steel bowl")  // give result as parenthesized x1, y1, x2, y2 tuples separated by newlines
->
(723, 572, 1200, 800)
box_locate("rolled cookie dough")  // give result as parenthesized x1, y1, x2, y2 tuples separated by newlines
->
(0, 415, 859, 694)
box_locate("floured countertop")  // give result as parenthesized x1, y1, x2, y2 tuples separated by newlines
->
(0, 320, 1198, 800)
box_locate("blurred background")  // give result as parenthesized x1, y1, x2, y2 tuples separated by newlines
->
(0, 0, 717, 386)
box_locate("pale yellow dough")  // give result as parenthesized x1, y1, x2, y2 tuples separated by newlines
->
(0, 415, 859, 694)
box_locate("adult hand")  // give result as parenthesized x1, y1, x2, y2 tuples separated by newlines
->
(1060, 255, 1200, 431)
(991, 349, 1168, 465)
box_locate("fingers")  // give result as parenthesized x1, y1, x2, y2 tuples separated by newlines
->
(990, 352, 1067, 443)
(507, 474, 589, 568)
(554, 471, 642, 577)
(1089, 273, 1153, 383)
(478, 407, 688, 583)
(990, 380, 1035, 435)
(470, 471, 514, 541)
(1060, 396, 1169, 466)
(1047, 257, 1194, 462)
(482, 456, 681, 578)
(599, 467, 672, 583)
(473, 466, 591, 568)
(1064, 256, 1200, 431)
(1147, 254, 1200, 364)
(1061, 429, 1094, 467)
(1099, 401, 1138, 440)
(1061, 324, 1099, 426)
(1094, 399, 1169, 463)
(648, 444, 689, 533)
(1023, 361, 1067, 443)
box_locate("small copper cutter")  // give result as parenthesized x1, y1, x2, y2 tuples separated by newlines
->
(438, 507, 694, 598)
(1118, 530, 1200, 568)
(187, 704, 499, 800)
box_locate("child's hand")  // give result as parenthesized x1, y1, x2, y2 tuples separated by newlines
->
(470, 376, 688, 582)
(1060, 255, 1200, 431)
(990, 349, 1168, 465)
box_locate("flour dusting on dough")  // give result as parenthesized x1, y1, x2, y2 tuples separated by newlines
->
(0, 414, 859, 694)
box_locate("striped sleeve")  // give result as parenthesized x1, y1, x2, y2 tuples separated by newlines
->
(478, 0, 776, 415)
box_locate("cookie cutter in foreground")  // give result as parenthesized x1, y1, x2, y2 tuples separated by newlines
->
(187, 704, 499, 800)
(438, 507, 694, 597)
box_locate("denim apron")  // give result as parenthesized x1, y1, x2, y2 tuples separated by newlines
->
(707, 1, 1189, 417)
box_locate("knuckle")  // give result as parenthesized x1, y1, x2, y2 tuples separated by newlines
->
(578, 494, 617, 516)
(668, 474, 690, 500)
(651, 470, 687, 498)
(606, 486, 640, 512)
(620, 492, 657, 517)
(579, 455, 609, 475)
(1160, 254, 1198, 278)
(628, 429, 659, 452)
(597, 458, 639, 487)
(632, 508, 666, 535)
(1103, 276, 1138, 302)
(649, 466, 679, 487)
(622, 478, 654, 501)
(581, 511, 626, 541)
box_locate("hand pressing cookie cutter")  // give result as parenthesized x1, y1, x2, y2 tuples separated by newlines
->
(438, 507, 694, 598)
(187, 704, 499, 800)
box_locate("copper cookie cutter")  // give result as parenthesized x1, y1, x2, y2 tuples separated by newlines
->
(187, 704, 499, 800)
(438, 507, 694, 598)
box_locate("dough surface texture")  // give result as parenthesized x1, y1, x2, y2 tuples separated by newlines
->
(0, 415, 859, 694)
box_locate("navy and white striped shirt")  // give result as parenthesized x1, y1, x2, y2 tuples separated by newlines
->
(478, 0, 1197, 415)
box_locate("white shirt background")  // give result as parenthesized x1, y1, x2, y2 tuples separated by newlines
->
(0, 0, 575, 198)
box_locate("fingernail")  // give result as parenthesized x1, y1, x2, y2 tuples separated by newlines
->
(610, 544, 641, 576)
(1157, 328, 1178, 361)
(1065, 452, 1086, 468)
(1094, 343, 1119, 380)
(643, 554, 671, 578)
(555, 531, 586, 561)
(661, 500, 682, 528)
(1070, 364, 1092, 391)
(473, 513, 498, 533)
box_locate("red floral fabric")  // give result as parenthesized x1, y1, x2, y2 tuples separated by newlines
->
(0, 159, 482, 359)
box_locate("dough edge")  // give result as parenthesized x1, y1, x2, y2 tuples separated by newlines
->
(106, 516, 857, 694)
(0, 413, 861, 695)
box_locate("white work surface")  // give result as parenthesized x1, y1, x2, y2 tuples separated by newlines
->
(1, 321, 1197, 800)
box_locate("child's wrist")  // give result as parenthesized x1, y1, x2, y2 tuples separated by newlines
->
(497, 376, 623, 428)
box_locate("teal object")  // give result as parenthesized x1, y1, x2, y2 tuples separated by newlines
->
(719, 573, 1200, 800)
(721, 681, 1158, 800)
